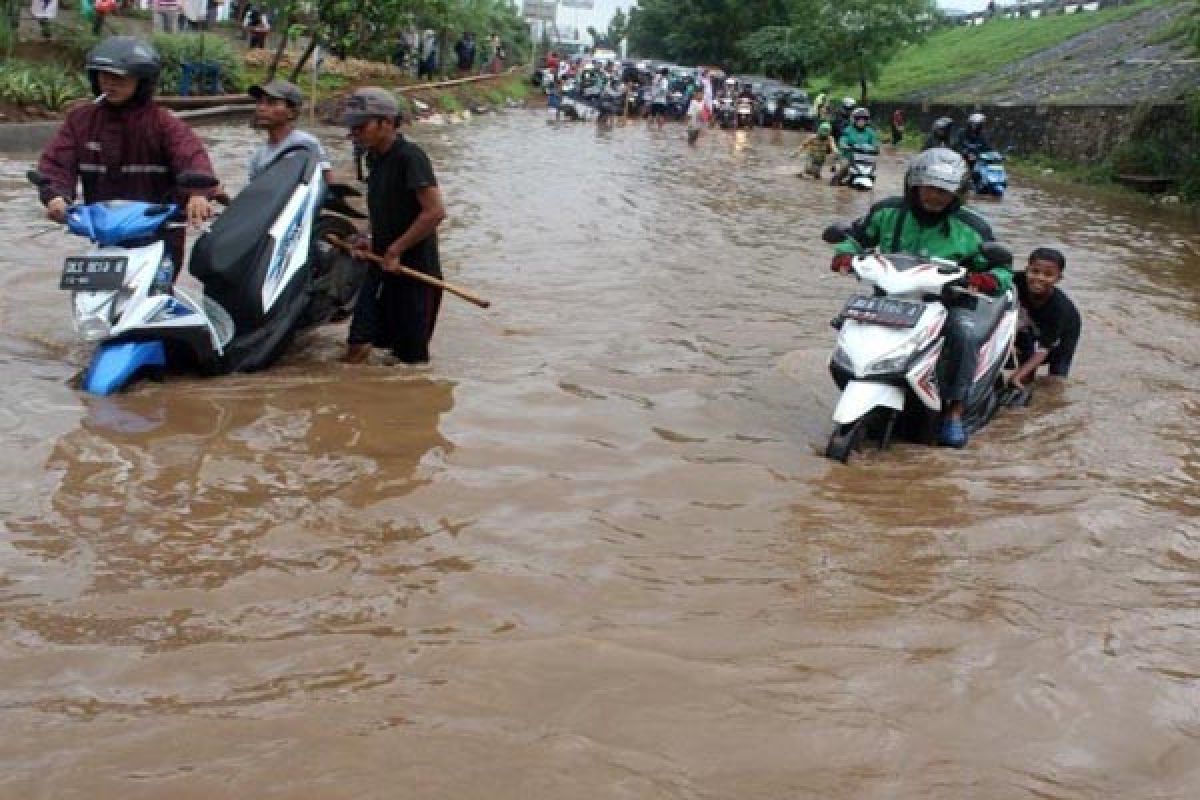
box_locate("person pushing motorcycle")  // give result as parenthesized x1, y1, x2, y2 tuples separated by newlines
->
(830, 148, 1012, 448)
(36, 36, 216, 271)
(802, 122, 837, 179)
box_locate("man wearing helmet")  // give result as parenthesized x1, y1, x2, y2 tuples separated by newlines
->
(831, 96, 856, 140)
(832, 106, 879, 187)
(953, 111, 992, 168)
(802, 122, 837, 179)
(829, 148, 1013, 448)
(36, 36, 215, 271)
(922, 116, 954, 151)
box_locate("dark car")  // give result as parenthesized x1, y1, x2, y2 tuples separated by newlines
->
(760, 86, 792, 127)
(780, 89, 815, 131)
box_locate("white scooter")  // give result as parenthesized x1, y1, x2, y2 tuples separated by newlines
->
(842, 143, 879, 191)
(735, 97, 755, 129)
(821, 225, 1018, 462)
(31, 144, 364, 395)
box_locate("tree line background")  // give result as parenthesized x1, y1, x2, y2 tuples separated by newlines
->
(255, 0, 532, 81)
(621, 0, 939, 100)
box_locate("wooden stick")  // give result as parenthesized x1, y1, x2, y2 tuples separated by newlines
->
(326, 234, 491, 309)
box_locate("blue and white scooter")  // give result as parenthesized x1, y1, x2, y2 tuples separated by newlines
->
(973, 150, 1008, 197)
(32, 144, 364, 395)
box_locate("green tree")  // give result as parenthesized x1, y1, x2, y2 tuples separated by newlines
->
(814, 0, 936, 103)
(627, 0, 794, 67)
(585, 25, 608, 47)
(737, 24, 818, 83)
(606, 8, 629, 50)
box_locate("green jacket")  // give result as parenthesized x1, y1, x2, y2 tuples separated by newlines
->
(838, 124, 880, 158)
(834, 196, 1012, 293)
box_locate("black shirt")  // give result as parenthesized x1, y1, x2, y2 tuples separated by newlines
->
(366, 134, 441, 277)
(1014, 271, 1081, 376)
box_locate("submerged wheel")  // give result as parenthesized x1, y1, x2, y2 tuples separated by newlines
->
(302, 215, 365, 327)
(825, 418, 866, 464)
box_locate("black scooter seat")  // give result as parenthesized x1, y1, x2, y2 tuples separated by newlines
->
(191, 146, 317, 329)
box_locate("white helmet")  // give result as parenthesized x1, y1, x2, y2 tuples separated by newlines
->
(905, 147, 969, 196)
(725, 77, 736, 86)
(851, 106, 870, 121)
(967, 112, 986, 128)
(841, 96, 856, 110)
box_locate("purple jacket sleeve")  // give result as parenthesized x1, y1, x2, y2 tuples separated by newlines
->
(36, 111, 83, 205)
(160, 108, 217, 197)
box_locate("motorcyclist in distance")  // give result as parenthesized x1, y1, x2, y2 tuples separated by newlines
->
(922, 116, 954, 151)
(832, 106, 879, 186)
(831, 96, 856, 139)
(954, 112, 993, 165)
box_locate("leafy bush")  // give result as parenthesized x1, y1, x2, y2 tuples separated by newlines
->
(0, 62, 89, 109)
(150, 33, 244, 94)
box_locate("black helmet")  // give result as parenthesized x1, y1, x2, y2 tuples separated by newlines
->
(932, 116, 953, 135)
(86, 36, 162, 101)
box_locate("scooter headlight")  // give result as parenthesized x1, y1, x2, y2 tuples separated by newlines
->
(864, 341, 918, 376)
(76, 313, 112, 342)
(831, 345, 853, 371)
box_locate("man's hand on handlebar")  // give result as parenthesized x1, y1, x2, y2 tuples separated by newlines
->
(186, 195, 213, 229)
(45, 196, 68, 224)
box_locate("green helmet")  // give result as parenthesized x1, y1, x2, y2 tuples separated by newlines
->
(817, 122, 832, 136)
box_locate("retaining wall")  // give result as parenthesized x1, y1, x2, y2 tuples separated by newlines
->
(872, 100, 1193, 163)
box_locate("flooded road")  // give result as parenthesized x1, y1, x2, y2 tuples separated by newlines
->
(1, 113, 1199, 799)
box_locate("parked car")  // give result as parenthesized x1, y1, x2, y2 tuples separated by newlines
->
(761, 86, 792, 127)
(781, 89, 816, 131)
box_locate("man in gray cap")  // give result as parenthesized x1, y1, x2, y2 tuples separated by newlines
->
(341, 87, 447, 365)
(247, 78, 333, 184)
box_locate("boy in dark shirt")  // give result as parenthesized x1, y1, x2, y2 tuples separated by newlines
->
(1010, 247, 1081, 389)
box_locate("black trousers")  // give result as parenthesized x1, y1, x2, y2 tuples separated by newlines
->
(347, 264, 442, 363)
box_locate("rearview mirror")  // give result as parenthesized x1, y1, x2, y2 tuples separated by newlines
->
(177, 172, 219, 190)
(980, 242, 1013, 267)
(821, 224, 850, 244)
(26, 169, 44, 187)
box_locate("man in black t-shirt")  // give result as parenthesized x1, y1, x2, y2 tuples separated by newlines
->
(342, 87, 448, 364)
(1011, 247, 1081, 389)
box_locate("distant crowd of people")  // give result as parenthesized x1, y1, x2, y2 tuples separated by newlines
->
(391, 30, 508, 80)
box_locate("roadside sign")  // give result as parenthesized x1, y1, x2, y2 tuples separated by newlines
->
(522, 0, 557, 21)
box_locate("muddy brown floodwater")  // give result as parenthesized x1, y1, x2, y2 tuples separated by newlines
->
(0, 113, 1198, 799)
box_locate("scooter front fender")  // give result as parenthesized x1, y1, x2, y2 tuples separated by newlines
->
(82, 340, 167, 396)
(832, 380, 905, 425)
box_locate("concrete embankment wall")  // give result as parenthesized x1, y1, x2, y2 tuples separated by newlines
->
(872, 100, 1194, 163)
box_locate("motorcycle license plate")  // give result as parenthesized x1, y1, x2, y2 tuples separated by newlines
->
(60, 256, 128, 290)
(842, 295, 922, 328)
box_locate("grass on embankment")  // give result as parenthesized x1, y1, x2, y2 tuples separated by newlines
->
(830, 0, 1167, 101)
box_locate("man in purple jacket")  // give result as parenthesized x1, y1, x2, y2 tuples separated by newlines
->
(37, 36, 215, 269)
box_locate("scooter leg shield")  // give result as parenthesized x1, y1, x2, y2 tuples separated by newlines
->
(832, 380, 905, 425)
(82, 341, 167, 396)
